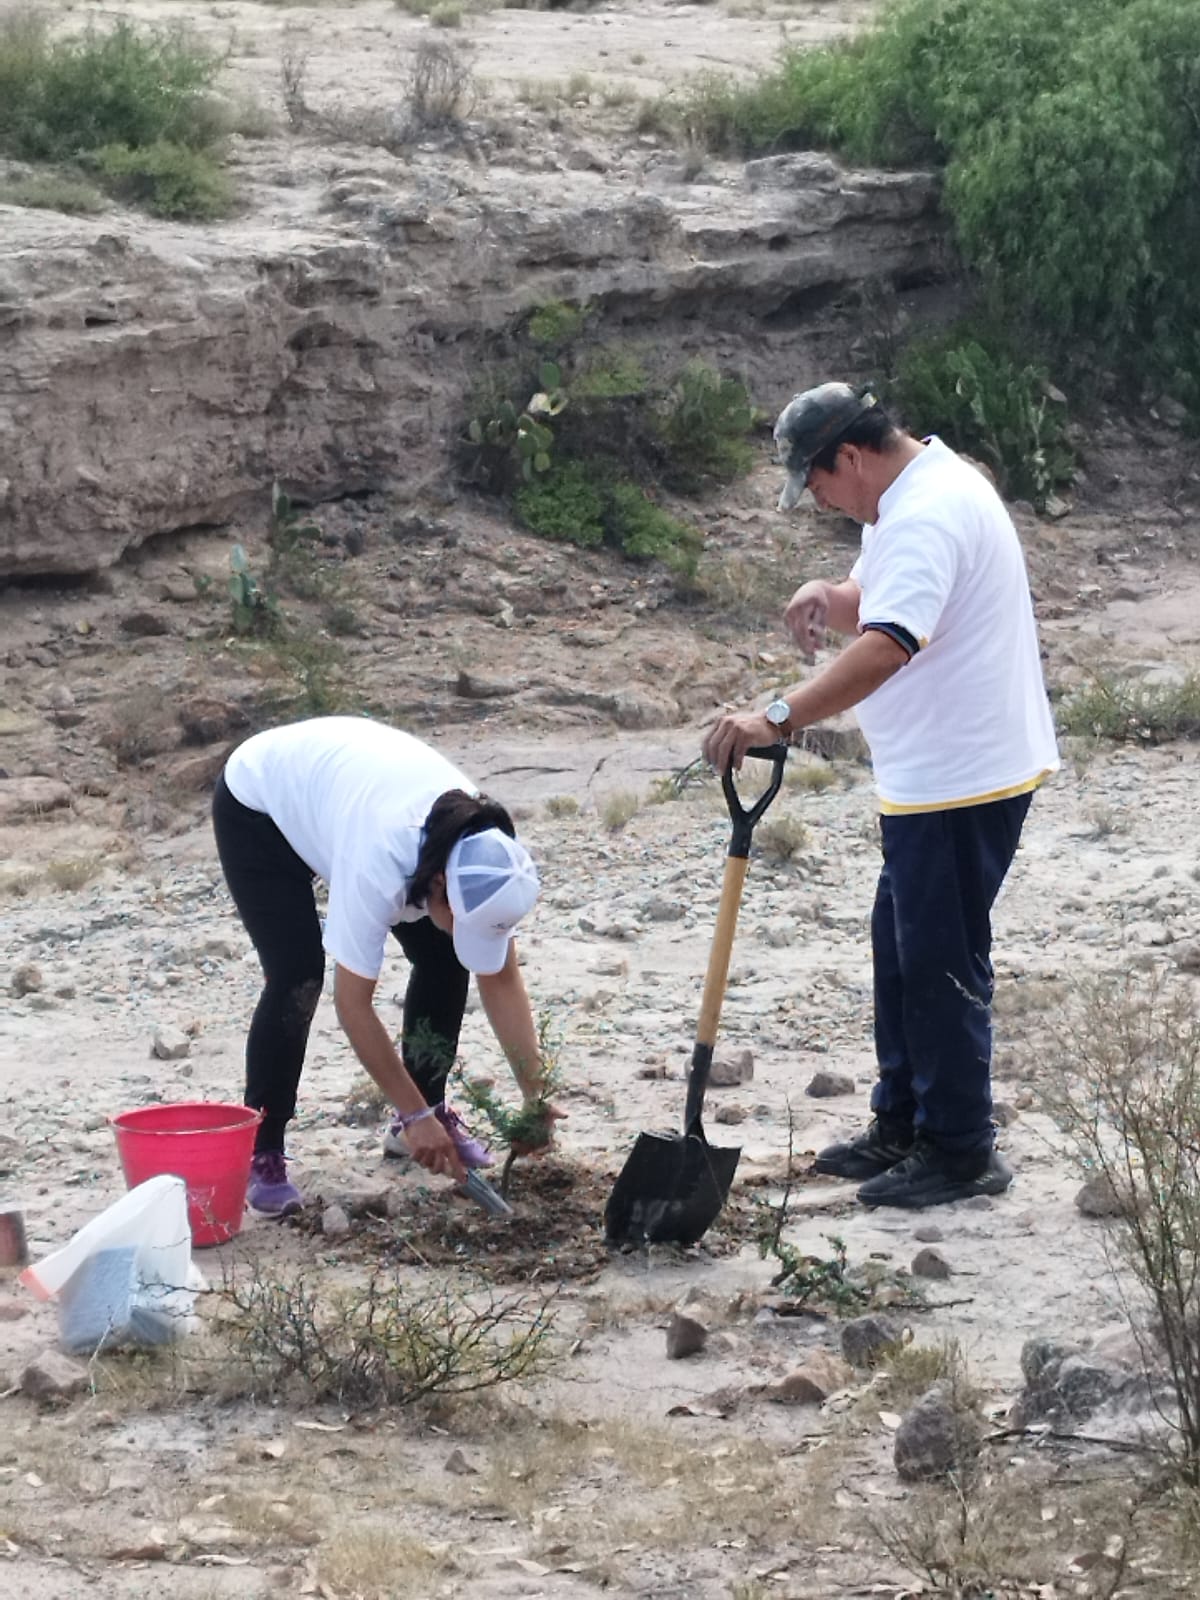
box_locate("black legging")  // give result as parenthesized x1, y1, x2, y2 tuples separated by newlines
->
(212, 775, 469, 1153)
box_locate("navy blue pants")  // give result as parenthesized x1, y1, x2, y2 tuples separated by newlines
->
(869, 792, 1032, 1156)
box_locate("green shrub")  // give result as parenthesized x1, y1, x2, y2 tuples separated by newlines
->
(93, 140, 232, 219)
(526, 300, 589, 349)
(890, 329, 1073, 506)
(0, 172, 105, 213)
(655, 360, 756, 490)
(0, 16, 225, 163)
(674, 0, 1200, 406)
(516, 464, 700, 572)
(608, 482, 701, 574)
(1057, 673, 1200, 744)
(515, 462, 606, 547)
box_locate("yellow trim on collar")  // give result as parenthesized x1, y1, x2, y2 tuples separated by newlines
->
(878, 770, 1052, 816)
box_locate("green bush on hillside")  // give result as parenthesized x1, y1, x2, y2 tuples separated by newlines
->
(0, 12, 234, 219)
(890, 330, 1074, 507)
(464, 317, 754, 574)
(675, 0, 1200, 406)
(94, 140, 232, 220)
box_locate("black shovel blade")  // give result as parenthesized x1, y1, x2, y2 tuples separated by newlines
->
(604, 1130, 741, 1247)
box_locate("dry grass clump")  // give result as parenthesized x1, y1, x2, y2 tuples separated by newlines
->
(785, 758, 838, 793)
(544, 793, 580, 818)
(602, 790, 641, 831)
(44, 854, 106, 891)
(754, 812, 808, 862)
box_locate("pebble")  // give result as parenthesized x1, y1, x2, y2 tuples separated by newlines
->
(321, 1204, 351, 1237)
(151, 1025, 191, 1061)
(911, 1247, 952, 1280)
(805, 1070, 855, 1098)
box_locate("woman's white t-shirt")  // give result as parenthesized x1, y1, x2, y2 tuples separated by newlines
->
(224, 717, 475, 979)
(849, 438, 1059, 812)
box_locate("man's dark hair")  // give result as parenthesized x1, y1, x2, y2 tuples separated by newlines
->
(808, 404, 901, 475)
(408, 789, 516, 907)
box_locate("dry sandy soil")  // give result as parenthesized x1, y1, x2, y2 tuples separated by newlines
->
(3, 4, 1200, 1600)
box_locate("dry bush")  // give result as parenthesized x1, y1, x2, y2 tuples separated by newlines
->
(408, 37, 475, 129)
(601, 790, 640, 831)
(102, 684, 178, 768)
(340, 1073, 390, 1126)
(544, 793, 579, 818)
(1045, 972, 1200, 1484)
(218, 1262, 557, 1407)
(785, 758, 838, 793)
(279, 39, 310, 129)
(43, 854, 105, 891)
(754, 812, 808, 862)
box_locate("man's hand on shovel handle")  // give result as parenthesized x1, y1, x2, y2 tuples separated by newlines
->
(703, 711, 774, 773)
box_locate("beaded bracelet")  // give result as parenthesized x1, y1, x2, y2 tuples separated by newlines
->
(396, 1105, 435, 1130)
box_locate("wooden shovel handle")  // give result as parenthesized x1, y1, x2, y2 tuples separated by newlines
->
(697, 854, 750, 1047)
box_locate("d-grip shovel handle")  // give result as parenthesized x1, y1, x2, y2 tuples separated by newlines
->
(684, 742, 788, 1135)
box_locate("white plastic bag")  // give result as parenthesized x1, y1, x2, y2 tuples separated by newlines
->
(21, 1175, 206, 1353)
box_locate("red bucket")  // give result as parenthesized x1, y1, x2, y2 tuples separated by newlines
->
(109, 1102, 262, 1248)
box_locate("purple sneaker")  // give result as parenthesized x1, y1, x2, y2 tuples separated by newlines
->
(435, 1104, 494, 1169)
(247, 1151, 304, 1217)
(383, 1105, 493, 1168)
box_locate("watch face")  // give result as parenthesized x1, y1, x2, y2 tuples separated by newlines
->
(767, 700, 789, 725)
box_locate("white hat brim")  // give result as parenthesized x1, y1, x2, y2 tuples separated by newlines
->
(452, 922, 510, 976)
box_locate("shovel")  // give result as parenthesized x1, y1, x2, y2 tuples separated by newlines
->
(604, 742, 789, 1248)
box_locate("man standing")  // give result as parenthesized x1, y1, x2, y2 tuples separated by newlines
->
(703, 383, 1058, 1208)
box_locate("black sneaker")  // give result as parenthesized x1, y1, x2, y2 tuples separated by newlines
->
(856, 1138, 1012, 1209)
(811, 1116, 914, 1181)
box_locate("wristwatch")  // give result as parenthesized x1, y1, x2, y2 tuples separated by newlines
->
(764, 698, 794, 740)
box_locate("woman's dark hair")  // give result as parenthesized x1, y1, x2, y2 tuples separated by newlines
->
(808, 404, 900, 476)
(408, 789, 516, 907)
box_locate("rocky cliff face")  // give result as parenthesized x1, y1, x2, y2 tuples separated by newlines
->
(0, 154, 942, 580)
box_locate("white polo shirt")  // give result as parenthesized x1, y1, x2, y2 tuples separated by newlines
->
(849, 438, 1059, 812)
(224, 717, 476, 978)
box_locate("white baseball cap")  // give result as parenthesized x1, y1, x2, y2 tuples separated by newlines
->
(446, 828, 540, 975)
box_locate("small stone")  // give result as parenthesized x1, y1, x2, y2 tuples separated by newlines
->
(11, 962, 43, 997)
(443, 1448, 479, 1475)
(0, 1294, 30, 1321)
(911, 1247, 952, 1280)
(991, 1101, 1018, 1127)
(712, 1104, 747, 1125)
(761, 1348, 852, 1405)
(665, 1311, 708, 1360)
(913, 1224, 944, 1244)
(21, 1349, 89, 1402)
(708, 1049, 753, 1088)
(151, 1025, 191, 1062)
(1075, 1172, 1141, 1219)
(321, 1205, 351, 1238)
(805, 1071, 855, 1098)
(841, 1314, 901, 1368)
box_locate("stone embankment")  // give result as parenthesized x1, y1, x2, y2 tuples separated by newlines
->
(0, 155, 942, 580)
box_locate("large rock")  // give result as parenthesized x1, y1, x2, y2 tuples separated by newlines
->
(893, 1383, 982, 1482)
(0, 164, 943, 579)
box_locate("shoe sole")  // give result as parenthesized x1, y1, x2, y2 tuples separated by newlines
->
(857, 1171, 1012, 1209)
(248, 1193, 304, 1218)
(811, 1150, 911, 1181)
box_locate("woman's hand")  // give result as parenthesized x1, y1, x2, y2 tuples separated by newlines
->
(511, 1102, 567, 1158)
(403, 1113, 467, 1183)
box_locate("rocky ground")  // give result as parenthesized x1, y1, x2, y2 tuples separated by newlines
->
(4, 3, 1200, 1599)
